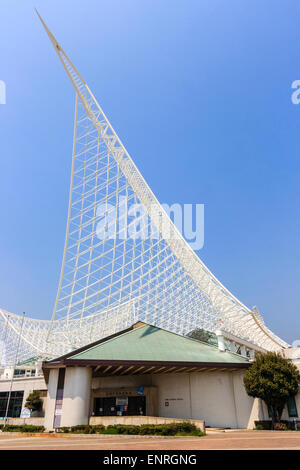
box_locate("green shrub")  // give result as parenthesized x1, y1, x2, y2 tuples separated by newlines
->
(244, 352, 300, 425)
(101, 426, 118, 434)
(274, 422, 288, 431)
(138, 422, 201, 436)
(176, 430, 205, 436)
(254, 420, 272, 430)
(113, 425, 140, 435)
(254, 420, 300, 431)
(25, 391, 43, 413)
(93, 425, 105, 433)
(56, 427, 70, 433)
(171, 422, 198, 433)
(139, 424, 160, 435)
(56, 424, 104, 434)
(2, 424, 45, 433)
(55, 422, 205, 436)
(70, 425, 94, 434)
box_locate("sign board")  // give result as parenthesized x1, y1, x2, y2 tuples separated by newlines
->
(20, 407, 31, 418)
(116, 397, 128, 406)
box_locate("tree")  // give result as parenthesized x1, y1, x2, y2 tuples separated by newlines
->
(244, 352, 300, 426)
(25, 390, 43, 413)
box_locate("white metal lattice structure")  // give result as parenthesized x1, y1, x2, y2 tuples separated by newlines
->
(0, 301, 137, 366)
(0, 12, 289, 366)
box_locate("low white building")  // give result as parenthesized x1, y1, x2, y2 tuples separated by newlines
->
(41, 322, 300, 430)
(0, 359, 47, 421)
(1, 322, 299, 430)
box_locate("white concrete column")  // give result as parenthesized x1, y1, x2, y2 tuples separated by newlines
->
(60, 367, 92, 427)
(249, 349, 255, 361)
(4, 367, 13, 380)
(35, 361, 43, 377)
(215, 330, 226, 352)
(44, 368, 59, 431)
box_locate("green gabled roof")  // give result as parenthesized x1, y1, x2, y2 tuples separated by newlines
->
(67, 324, 249, 364)
(16, 357, 39, 367)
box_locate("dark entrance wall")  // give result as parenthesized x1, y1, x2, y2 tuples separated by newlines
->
(94, 395, 146, 417)
(91, 386, 157, 417)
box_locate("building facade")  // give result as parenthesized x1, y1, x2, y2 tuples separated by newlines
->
(1, 322, 299, 430)
(0, 360, 47, 421)
(41, 322, 300, 430)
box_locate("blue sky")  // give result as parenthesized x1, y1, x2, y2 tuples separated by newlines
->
(0, 0, 299, 343)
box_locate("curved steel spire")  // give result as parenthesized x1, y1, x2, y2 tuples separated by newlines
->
(35, 10, 288, 351)
(0, 12, 289, 367)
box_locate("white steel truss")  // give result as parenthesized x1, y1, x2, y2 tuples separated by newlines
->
(0, 12, 289, 366)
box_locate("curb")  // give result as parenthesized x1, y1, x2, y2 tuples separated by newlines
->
(0, 432, 205, 439)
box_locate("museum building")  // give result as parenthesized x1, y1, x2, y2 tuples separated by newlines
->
(40, 321, 299, 430)
(1, 321, 300, 430)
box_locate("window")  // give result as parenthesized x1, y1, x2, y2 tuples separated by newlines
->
(13, 369, 25, 377)
(287, 396, 298, 418)
(0, 391, 24, 418)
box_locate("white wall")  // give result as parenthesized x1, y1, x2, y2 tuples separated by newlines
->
(92, 374, 152, 390)
(152, 370, 266, 429)
(42, 367, 300, 430)
(93, 370, 298, 429)
(152, 373, 192, 421)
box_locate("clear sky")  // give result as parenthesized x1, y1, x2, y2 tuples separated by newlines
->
(0, 0, 299, 343)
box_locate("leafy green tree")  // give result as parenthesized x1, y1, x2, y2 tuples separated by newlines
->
(25, 390, 43, 413)
(244, 352, 300, 426)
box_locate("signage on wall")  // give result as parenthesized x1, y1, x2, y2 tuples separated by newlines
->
(103, 390, 138, 397)
(20, 407, 31, 418)
(164, 398, 183, 406)
(116, 397, 128, 406)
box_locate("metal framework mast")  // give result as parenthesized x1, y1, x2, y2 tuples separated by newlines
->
(35, 10, 287, 352)
(0, 11, 289, 369)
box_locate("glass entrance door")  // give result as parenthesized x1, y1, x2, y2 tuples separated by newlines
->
(127, 396, 146, 416)
(94, 396, 146, 416)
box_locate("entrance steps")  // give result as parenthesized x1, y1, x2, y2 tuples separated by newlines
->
(206, 427, 247, 433)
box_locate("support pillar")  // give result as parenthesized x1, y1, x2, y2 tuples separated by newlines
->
(215, 330, 226, 352)
(44, 368, 59, 431)
(60, 367, 92, 427)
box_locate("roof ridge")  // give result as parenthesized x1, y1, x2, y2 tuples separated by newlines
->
(70, 323, 150, 357)
(69, 322, 249, 363)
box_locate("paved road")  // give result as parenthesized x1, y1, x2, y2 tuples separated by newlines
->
(0, 431, 300, 450)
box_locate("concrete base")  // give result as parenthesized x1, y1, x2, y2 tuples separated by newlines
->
(3, 417, 45, 426)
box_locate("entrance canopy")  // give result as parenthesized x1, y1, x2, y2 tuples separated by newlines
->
(43, 322, 250, 380)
